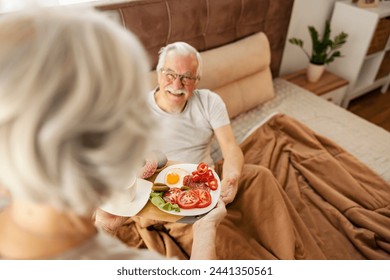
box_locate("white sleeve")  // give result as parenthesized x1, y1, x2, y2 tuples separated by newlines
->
(202, 90, 230, 129)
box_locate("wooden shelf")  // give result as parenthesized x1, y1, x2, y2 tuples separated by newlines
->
(281, 69, 349, 97)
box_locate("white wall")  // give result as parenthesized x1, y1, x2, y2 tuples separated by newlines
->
(279, 0, 342, 76)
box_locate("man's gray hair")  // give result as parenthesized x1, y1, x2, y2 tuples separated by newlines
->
(0, 7, 154, 216)
(156, 42, 203, 78)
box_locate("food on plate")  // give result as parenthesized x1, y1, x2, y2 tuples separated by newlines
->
(138, 150, 168, 179)
(194, 189, 212, 208)
(162, 187, 182, 204)
(183, 175, 210, 191)
(196, 162, 208, 175)
(184, 162, 219, 191)
(150, 192, 180, 212)
(164, 167, 190, 188)
(177, 190, 200, 209)
(138, 158, 158, 179)
(151, 183, 170, 192)
(150, 162, 219, 213)
(207, 177, 218, 191)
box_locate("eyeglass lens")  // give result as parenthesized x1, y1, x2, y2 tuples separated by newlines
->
(163, 70, 196, 85)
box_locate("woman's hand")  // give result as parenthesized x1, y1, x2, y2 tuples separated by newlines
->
(191, 199, 227, 259)
(195, 198, 227, 228)
(93, 208, 128, 234)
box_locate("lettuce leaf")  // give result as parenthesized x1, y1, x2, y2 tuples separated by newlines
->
(150, 191, 180, 212)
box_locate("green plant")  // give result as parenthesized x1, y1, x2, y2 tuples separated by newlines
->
(289, 21, 348, 65)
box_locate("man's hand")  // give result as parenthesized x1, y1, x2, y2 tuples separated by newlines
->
(220, 175, 239, 205)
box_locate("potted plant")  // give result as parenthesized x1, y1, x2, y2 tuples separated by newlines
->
(289, 21, 348, 82)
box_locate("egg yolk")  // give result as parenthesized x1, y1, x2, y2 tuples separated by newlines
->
(166, 172, 180, 185)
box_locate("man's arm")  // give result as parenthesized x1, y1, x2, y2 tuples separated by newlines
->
(214, 124, 244, 204)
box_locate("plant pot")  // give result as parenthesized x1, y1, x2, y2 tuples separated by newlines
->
(306, 63, 325, 83)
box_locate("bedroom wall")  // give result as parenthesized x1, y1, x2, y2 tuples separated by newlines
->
(97, 0, 294, 77)
(279, 0, 342, 76)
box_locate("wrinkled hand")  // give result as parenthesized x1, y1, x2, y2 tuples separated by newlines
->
(191, 199, 227, 259)
(94, 208, 128, 234)
(220, 176, 239, 205)
(194, 198, 226, 229)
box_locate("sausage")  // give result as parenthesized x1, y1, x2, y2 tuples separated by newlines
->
(138, 159, 158, 179)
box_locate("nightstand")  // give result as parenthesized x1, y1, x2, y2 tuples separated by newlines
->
(281, 69, 349, 106)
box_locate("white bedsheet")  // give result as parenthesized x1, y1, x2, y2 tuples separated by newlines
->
(211, 78, 390, 183)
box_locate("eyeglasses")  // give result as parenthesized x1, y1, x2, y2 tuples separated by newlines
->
(160, 69, 198, 86)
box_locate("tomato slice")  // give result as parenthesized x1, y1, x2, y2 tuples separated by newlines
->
(205, 169, 214, 179)
(163, 187, 182, 204)
(195, 189, 212, 208)
(177, 190, 200, 209)
(192, 173, 201, 182)
(197, 162, 209, 175)
(207, 177, 218, 191)
(200, 174, 209, 183)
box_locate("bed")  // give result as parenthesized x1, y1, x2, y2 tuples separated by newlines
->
(95, 0, 390, 260)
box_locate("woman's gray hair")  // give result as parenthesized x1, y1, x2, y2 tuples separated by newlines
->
(0, 7, 154, 216)
(156, 42, 203, 78)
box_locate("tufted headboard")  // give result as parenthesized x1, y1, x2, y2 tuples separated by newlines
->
(97, 0, 294, 78)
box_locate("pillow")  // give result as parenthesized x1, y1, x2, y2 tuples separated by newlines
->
(198, 32, 275, 118)
(148, 32, 275, 119)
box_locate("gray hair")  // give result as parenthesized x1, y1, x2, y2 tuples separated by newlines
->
(156, 42, 202, 78)
(0, 7, 154, 216)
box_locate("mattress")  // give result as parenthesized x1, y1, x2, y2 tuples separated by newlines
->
(211, 78, 390, 183)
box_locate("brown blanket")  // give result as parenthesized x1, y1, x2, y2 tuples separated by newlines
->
(115, 114, 390, 259)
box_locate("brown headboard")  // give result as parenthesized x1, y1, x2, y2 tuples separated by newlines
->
(97, 0, 294, 77)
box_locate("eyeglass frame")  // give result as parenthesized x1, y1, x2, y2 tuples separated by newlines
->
(160, 68, 199, 86)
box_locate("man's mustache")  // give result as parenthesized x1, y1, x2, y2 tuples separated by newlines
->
(166, 87, 187, 95)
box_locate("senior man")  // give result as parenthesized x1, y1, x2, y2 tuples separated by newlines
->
(149, 41, 244, 205)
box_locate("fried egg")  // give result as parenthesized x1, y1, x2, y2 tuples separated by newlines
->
(164, 168, 190, 188)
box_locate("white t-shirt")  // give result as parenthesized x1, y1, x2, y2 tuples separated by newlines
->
(148, 89, 230, 166)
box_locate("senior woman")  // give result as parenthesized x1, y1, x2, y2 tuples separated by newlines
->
(0, 6, 225, 260)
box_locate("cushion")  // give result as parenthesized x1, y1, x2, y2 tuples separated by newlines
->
(198, 32, 274, 118)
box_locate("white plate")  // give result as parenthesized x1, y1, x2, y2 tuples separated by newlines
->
(100, 178, 152, 217)
(154, 163, 221, 216)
